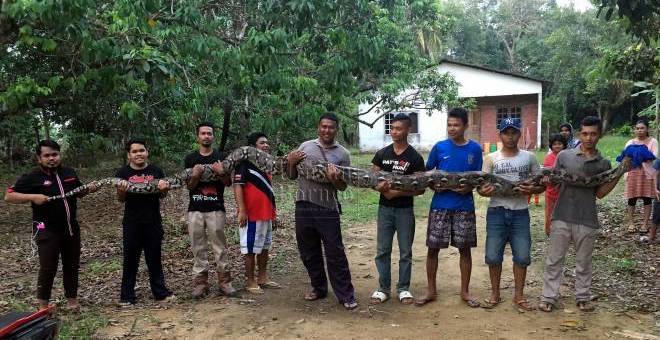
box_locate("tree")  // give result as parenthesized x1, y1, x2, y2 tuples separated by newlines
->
(1, 0, 461, 164)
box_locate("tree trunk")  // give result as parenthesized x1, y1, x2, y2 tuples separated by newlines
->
(219, 100, 232, 152)
(602, 106, 611, 132)
(33, 121, 41, 144)
(41, 109, 51, 140)
(7, 133, 13, 171)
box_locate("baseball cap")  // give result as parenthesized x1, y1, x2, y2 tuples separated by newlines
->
(499, 117, 521, 132)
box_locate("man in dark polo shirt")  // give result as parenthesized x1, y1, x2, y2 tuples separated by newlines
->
(184, 122, 236, 298)
(5, 139, 98, 311)
(286, 113, 357, 310)
(369, 113, 425, 305)
(115, 138, 174, 306)
(539, 116, 623, 313)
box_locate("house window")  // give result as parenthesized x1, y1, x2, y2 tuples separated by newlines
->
(385, 113, 393, 135)
(385, 112, 419, 134)
(496, 106, 521, 127)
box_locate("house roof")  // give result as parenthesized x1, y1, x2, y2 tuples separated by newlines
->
(440, 59, 548, 83)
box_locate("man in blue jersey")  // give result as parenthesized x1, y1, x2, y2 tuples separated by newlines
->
(415, 108, 483, 308)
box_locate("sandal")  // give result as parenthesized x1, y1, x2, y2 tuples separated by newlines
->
(343, 300, 358, 310)
(303, 290, 326, 301)
(414, 294, 436, 307)
(577, 301, 595, 312)
(514, 299, 536, 312)
(627, 222, 637, 233)
(481, 297, 503, 309)
(463, 296, 481, 308)
(258, 281, 282, 289)
(398, 291, 414, 305)
(246, 286, 265, 295)
(538, 301, 553, 312)
(370, 291, 390, 305)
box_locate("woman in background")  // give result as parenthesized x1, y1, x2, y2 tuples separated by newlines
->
(624, 119, 658, 233)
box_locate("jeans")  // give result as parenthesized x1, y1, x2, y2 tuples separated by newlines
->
(485, 207, 531, 266)
(375, 205, 415, 293)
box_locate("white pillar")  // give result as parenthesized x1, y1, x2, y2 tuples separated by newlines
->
(537, 90, 543, 149)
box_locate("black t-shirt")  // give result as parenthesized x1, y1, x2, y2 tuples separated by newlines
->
(115, 164, 164, 226)
(184, 149, 226, 212)
(8, 166, 82, 234)
(371, 144, 425, 208)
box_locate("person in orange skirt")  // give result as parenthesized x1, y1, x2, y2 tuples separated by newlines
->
(624, 119, 658, 233)
(542, 134, 567, 236)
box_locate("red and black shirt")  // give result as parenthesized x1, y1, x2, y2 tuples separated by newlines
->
(233, 160, 276, 221)
(7, 166, 82, 234)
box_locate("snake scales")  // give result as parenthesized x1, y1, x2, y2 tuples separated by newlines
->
(47, 146, 632, 201)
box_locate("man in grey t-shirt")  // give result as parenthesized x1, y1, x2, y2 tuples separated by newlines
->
(478, 118, 544, 311)
(539, 116, 624, 313)
(286, 113, 357, 310)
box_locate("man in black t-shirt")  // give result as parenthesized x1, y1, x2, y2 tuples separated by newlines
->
(115, 138, 174, 306)
(370, 113, 425, 305)
(184, 122, 236, 298)
(5, 140, 98, 311)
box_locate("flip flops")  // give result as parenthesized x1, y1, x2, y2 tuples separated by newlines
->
(481, 297, 504, 309)
(246, 286, 265, 295)
(259, 281, 281, 289)
(514, 299, 536, 312)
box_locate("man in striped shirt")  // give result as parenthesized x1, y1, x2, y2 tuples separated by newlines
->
(233, 132, 280, 294)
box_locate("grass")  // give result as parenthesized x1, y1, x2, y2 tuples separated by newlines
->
(83, 259, 122, 277)
(58, 310, 108, 339)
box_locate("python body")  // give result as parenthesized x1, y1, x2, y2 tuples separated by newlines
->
(47, 146, 632, 201)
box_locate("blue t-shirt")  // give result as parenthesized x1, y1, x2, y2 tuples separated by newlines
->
(426, 139, 483, 211)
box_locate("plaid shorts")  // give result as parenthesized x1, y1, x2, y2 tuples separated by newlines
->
(426, 209, 477, 249)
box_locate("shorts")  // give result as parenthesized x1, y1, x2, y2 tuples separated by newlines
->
(426, 209, 477, 249)
(240, 220, 273, 255)
(485, 207, 531, 266)
(653, 199, 660, 226)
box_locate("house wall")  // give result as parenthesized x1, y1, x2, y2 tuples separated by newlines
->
(436, 63, 542, 98)
(357, 105, 446, 151)
(476, 94, 539, 150)
(358, 62, 544, 151)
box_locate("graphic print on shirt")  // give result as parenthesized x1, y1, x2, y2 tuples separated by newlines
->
(194, 184, 219, 202)
(128, 174, 154, 184)
(491, 157, 532, 182)
(381, 159, 411, 174)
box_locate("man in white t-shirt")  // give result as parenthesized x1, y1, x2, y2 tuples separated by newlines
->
(478, 118, 545, 312)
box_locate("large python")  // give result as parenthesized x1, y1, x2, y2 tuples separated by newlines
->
(46, 146, 632, 201)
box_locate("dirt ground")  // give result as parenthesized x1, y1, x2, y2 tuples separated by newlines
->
(94, 211, 656, 340)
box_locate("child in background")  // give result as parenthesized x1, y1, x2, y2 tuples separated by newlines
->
(542, 134, 567, 236)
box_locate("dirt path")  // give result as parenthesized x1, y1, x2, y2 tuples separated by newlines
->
(95, 210, 655, 340)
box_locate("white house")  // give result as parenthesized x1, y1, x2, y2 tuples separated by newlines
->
(358, 60, 545, 152)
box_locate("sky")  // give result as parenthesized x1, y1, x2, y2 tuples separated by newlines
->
(556, 0, 594, 12)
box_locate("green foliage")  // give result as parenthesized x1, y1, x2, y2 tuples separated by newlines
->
(1, 0, 459, 164)
(595, 0, 660, 44)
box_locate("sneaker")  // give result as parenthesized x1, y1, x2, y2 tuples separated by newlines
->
(117, 301, 135, 308)
(156, 294, 177, 303)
